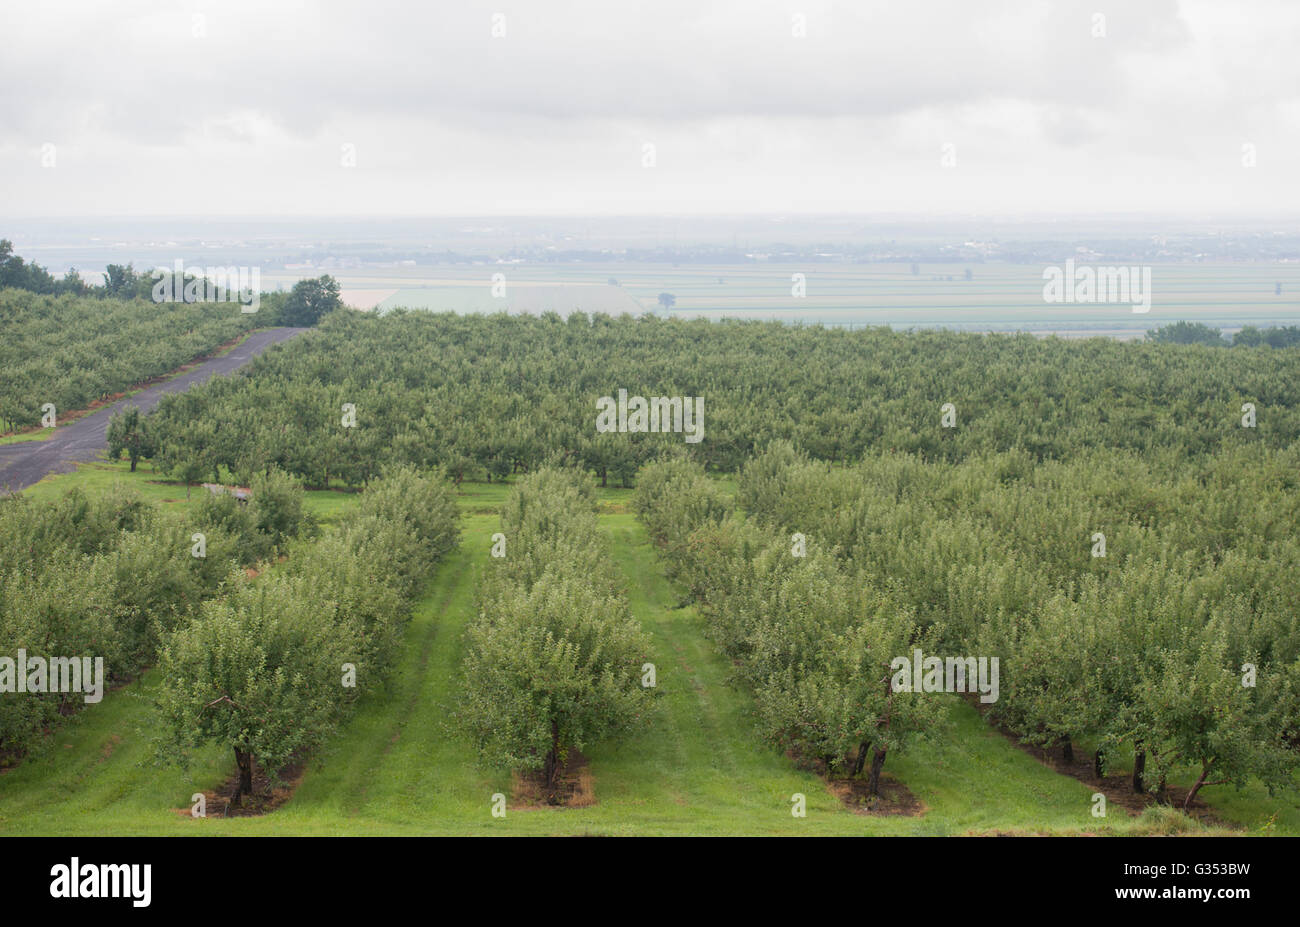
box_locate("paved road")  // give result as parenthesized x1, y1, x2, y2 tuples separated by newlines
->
(0, 327, 308, 494)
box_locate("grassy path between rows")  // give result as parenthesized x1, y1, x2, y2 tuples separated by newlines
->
(1, 478, 1292, 834)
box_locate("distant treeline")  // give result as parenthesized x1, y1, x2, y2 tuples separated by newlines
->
(0, 239, 341, 323)
(1147, 320, 1300, 348)
(0, 238, 191, 300)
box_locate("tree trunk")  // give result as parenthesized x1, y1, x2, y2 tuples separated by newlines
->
(543, 718, 561, 793)
(233, 748, 254, 804)
(852, 741, 870, 777)
(543, 748, 558, 790)
(599, 467, 607, 488)
(1094, 749, 1104, 780)
(1184, 766, 1210, 811)
(1132, 747, 1146, 794)
(867, 747, 887, 798)
(1062, 737, 1074, 764)
(129, 456, 137, 472)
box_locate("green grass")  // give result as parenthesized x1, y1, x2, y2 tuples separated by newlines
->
(17, 459, 362, 529)
(0, 430, 53, 446)
(1, 466, 1294, 835)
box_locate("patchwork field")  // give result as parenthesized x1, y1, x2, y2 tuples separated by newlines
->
(280, 262, 1300, 336)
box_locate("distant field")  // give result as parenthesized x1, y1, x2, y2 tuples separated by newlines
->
(283, 262, 1300, 335)
(377, 282, 640, 315)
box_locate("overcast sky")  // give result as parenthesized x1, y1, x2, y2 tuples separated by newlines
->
(1, 0, 1297, 217)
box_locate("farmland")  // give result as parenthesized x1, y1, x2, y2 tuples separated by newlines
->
(308, 261, 1300, 338)
(1, 305, 1298, 838)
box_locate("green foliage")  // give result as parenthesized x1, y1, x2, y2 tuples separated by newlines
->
(0, 488, 246, 759)
(343, 465, 460, 569)
(191, 470, 314, 563)
(0, 241, 257, 304)
(461, 570, 653, 782)
(632, 455, 729, 586)
(279, 275, 342, 327)
(146, 311, 1300, 488)
(0, 240, 86, 296)
(0, 288, 256, 433)
(1233, 325, 1300, 348)
(153, 574, 363, 789)
(703, 442, 1300, 807)
(1146, 321, 1227, 346)
(102, 263, 141, 299)
(248, 467, 313, 552)
(0, 484, 149, 565)
(192, 491, 264, 560)
(0, 469, 325, 762)
(106, 406, 156, 471)
(634, 456, 947, 794)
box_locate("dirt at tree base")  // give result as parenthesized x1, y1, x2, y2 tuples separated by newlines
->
(178, 757, 307, 818)
(801, 751, 926, 816)
(510, 751, 596, 809)
(965, 695, 1239, 830)
(826, 774, 926, 816)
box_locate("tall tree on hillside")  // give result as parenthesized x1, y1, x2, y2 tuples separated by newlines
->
(281, 275, 343, 326)
(103, 263, 140, 298)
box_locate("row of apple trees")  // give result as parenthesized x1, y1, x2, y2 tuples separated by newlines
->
(637, 443, 1300, 808)
(633, 456, 946, 798)
(153, 467, 460, 801)
(0, 471, 311, 762)
(459, 467, 654, 793)
(0, 289, 257, 435)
